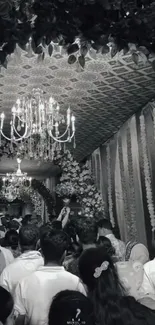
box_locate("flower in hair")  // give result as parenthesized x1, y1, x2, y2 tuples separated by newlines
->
(93, 261, 109, 278)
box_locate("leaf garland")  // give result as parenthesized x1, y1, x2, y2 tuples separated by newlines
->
(0, 1, 155, 66)
(31, 179, 55, 215)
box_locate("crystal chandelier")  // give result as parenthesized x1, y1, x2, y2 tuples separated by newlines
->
(1, 158, 32, 202)
(0, 88, 75, 147)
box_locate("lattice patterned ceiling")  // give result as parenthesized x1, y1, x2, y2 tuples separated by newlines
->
(0, 47, 155, 162)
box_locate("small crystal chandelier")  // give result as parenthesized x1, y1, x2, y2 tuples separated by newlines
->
(0, 88, 75, 147)
(1, 158, 32, 202)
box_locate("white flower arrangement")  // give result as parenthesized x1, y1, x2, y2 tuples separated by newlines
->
(54, 149, 104, 218)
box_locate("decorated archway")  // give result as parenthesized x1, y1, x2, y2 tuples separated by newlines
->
(0, 178, 55, 218)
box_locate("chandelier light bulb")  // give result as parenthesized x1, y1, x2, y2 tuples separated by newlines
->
(1, 157, 32, 202)
(0, 112, 5, 119)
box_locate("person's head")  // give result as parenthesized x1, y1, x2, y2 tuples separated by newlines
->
(49, 290, 94, 325)
(0, 286, 13, 325)
(77, 218, 97, 249)
(52, 220, 62, 230)
(22, 214, 32, 226)
(1, 217, 9, 229)
(97, 236, 115, 257)
(126, 242, 149, 265)
(97, 219, 113, 237)
(79, 247, 124, 294)
(8, 220, 19, 231)
(40, 229, 69, 265)
(4, 230, 19, 250)
(19, 225, 39, 253)
(39, 224, 52, 237)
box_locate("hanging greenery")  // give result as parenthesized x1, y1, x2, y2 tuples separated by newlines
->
(0, 1, 155, 68)
(31, 179, 55, 215)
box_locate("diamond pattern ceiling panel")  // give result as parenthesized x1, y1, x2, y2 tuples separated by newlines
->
(0, 48, 155, 161)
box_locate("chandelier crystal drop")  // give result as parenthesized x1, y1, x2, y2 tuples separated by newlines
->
(0, 88, 75, 146)
(1, 158, 32, 202)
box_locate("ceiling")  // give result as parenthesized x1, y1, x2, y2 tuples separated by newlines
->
(0, 46, 155, 171)
(0, 157, 60, 178)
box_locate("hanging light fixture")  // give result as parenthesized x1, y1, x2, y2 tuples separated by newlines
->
(0, 88, 75, 146)
(1, 158, 32, 202)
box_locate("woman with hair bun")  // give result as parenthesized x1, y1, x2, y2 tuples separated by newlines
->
(79, 247, 155, 325)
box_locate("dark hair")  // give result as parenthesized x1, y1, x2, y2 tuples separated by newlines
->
(39, 224, 52, 237)
(77, 218, 97, 245)
(97, 219, 112, 230)
(19, 225, 39, 252)
(8, 220, 19, 231)
(22, 215, 32, 226)
(97, 236, 115, 256)
(0, 286, 13, 324)
(52, 220, 62, 230)
(79, 247, 153, 325)
(49, 290, 94, 325)
(40, 229, 69, 263)
(4, 230, 19, 250)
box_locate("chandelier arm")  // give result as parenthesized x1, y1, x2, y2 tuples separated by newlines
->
(48, 127, 71, 140)
(13, 125, 31, 139)
(14, 115, 26, 124)
(47, 132, 75, 143)
(0, 130, 16, 142)
(12, 124, 29, 142)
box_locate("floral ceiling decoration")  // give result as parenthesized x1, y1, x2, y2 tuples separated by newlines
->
(55, 149, 104, 218)
(0, 0, 155, 69)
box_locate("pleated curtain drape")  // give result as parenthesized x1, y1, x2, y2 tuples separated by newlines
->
(91, 101, 155, 251)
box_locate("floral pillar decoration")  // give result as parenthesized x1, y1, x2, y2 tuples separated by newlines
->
(55, 150, 104, 219)
(106, 145, 115, 227)
(140, 113, 155, 232)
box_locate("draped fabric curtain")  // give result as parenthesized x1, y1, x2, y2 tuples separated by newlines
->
(91, 101, 155, 251)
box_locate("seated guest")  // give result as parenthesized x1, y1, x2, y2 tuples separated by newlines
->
(49, 290, 94, 325)
(3, 230, 20, 258)
(97, 235, 116, 259)
(125, 241, 149, 265)
(97, 218, 125, 261)
(14, 229, 86, 325)
(0, 286, 14, 325)
(0, 225, 43, 294)
(141, 258, 155, 297)
(66, 218, 97, 277)
(79, 247, 155, 325)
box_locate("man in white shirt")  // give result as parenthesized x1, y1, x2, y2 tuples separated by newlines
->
(0, 225, 43, 294)
(97, 219, 126, 261)
(14, 228, 86, 325)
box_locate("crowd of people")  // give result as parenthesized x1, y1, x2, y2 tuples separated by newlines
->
(0, 213, 155, 325)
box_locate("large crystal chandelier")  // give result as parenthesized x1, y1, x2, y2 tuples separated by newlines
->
(1, 158, 32, 202)
(0, 88, 75, 148)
